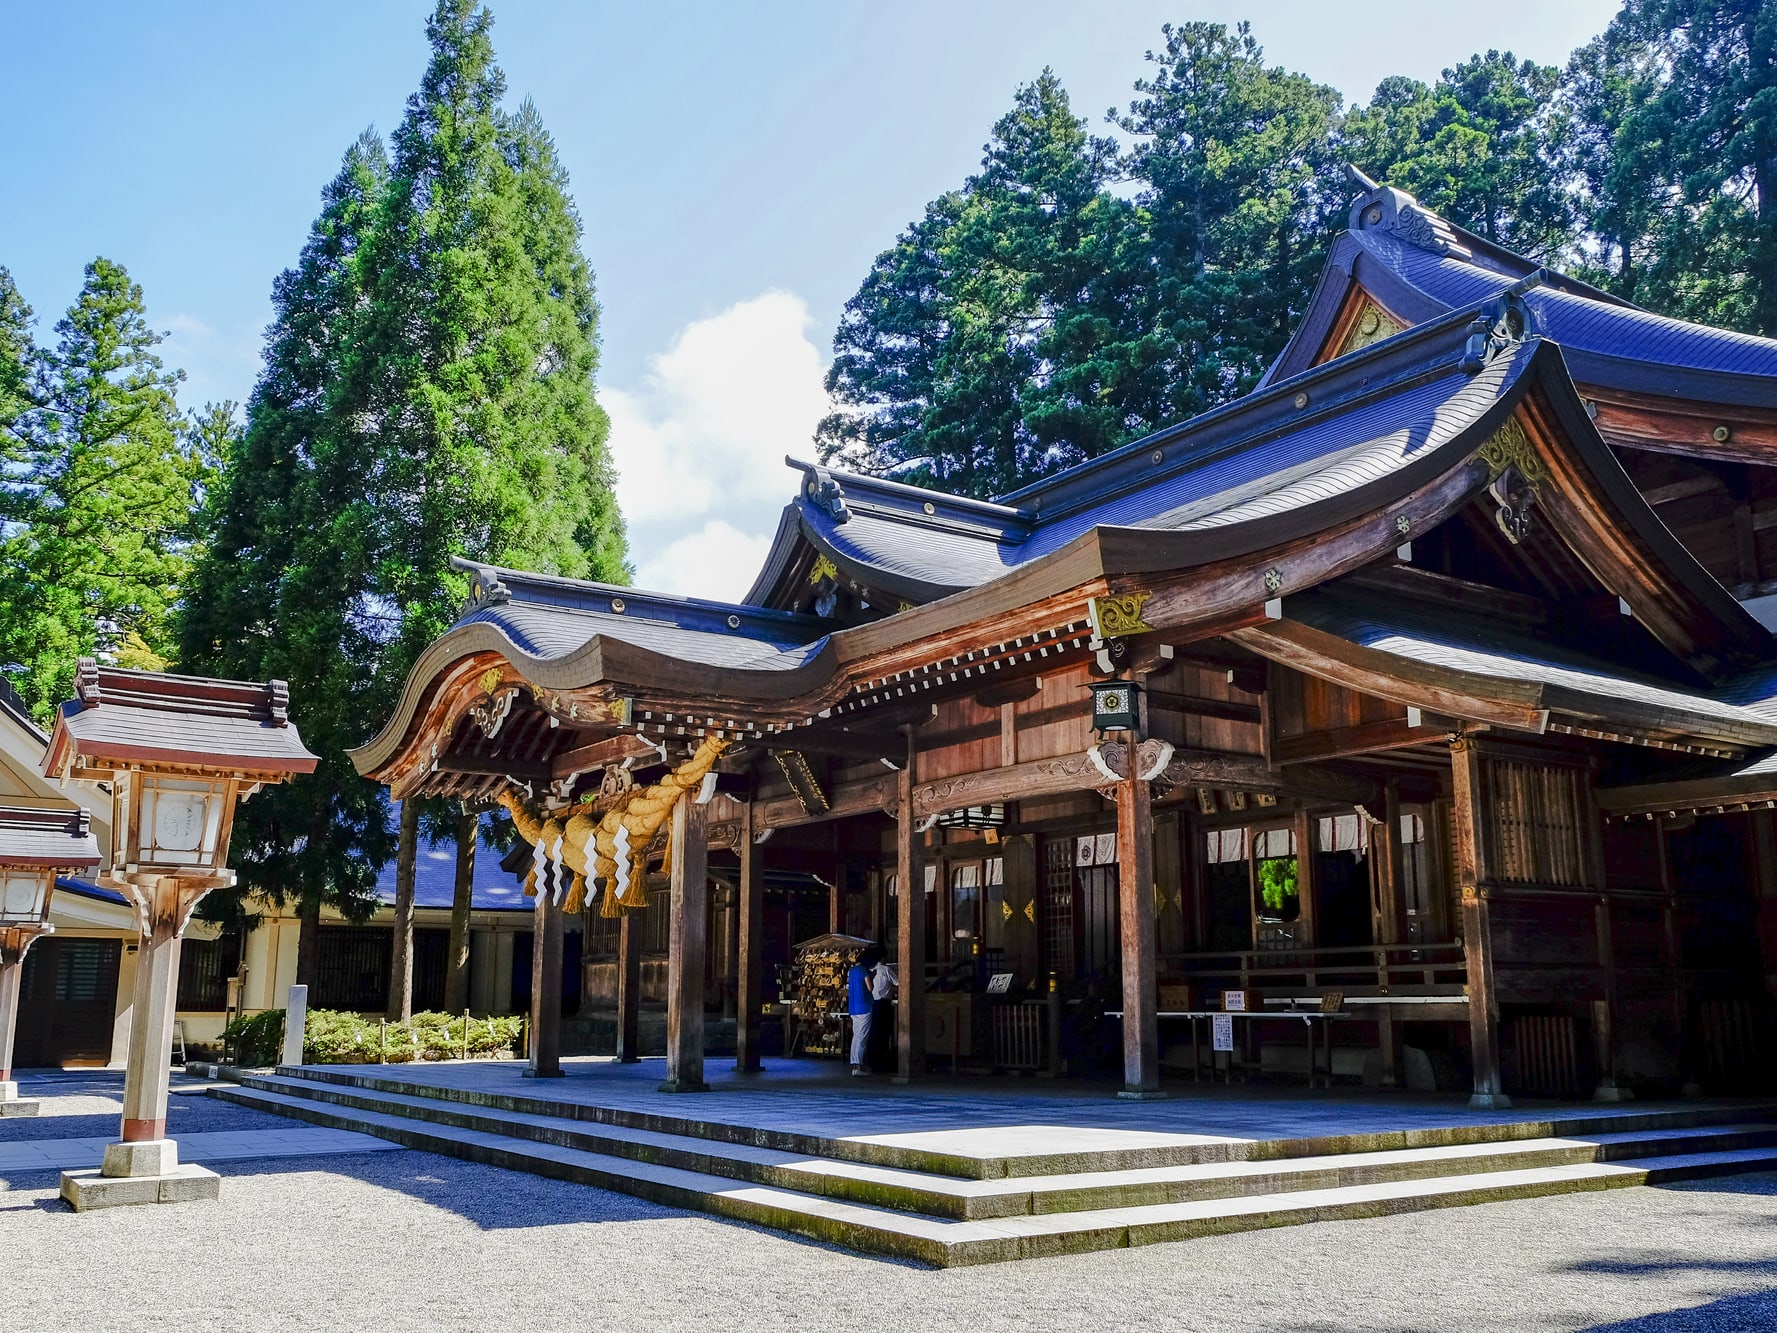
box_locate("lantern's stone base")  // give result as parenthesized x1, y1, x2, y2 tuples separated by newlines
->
(0, 1083, 39, 1117)
(60, 1164, 221, 1210)
(59, 1139, 221, 1210)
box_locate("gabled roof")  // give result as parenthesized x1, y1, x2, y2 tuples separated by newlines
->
(1240, 589, 1777, 755)
(43, 660, 319, 778)
(1263, 176, 1777, 407)
(0, 806, 101, 870)
(357, 294, 1776, 786)
(749, 302, 1545, 608)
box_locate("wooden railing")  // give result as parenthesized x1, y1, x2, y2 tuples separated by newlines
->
(1167, 941, 1468, 996)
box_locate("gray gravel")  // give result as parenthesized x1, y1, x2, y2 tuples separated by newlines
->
(0, 1072, 302, 1141)
(3, 1131, 1775, 1332)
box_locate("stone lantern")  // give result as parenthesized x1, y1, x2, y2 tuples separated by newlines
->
(44, 660, 316, 1209)
(0, 807, 101, 1117)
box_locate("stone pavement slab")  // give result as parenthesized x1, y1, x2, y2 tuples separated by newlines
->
(0, 1125, 402, 1176)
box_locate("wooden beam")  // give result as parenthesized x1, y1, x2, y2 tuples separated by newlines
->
(526, 888, 563, 1080)
(1117, 764, 1160, 1098)
(549, 732, 658, 781)
(734, 799, 764, 1073)
(895, 732, 925, 1083)
(615, 907, 641, 1063)
(1145, 690, 1263, 725)
(660, 795, 710, 1093)
(439, 753, 550, 784)
(1451, 737, 1510, 1109)
(1272, 718, 1441, 765)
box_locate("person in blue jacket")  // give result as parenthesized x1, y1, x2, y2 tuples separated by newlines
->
(847, 945, 883, 1076)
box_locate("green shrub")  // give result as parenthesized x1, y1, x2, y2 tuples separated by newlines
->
(222, 1008, 285, 1066)
(220, 1007, 524, 1066)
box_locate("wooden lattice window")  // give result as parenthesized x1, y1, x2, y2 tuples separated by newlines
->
(1488, 759, 1588, 886)
(1040, 836, 1074, 979)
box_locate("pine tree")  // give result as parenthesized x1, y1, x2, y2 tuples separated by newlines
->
(1117, 22, 1345, 421)
(1567, 0, 1777, 335)
(0, 259, 211, 719)
(1343, 53, 1575, 263)
(179, 130, 396, 969)
(185, 2, 627, 996)
(820, 73, 1159, 498)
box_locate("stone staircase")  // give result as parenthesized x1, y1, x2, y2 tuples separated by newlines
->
(212, 1069, 1777, 1267)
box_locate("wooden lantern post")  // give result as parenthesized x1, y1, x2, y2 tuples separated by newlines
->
(0, 807, 101, 1116)
(45, 661, 317, 1210)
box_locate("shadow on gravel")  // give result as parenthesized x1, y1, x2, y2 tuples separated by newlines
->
(213, 1151, 686, 1229)
(1579, 1288, 1777, 1331)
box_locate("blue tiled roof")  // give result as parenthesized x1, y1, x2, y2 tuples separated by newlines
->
(56, 874, 126, 907)
(372, 815, 533, 913)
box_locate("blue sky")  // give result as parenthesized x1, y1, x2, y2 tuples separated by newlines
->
(1, 1, 1621, 600)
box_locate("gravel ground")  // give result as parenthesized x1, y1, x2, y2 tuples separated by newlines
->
(2, 1150, 1773, 1330)
(5, 1076, 1776, 1332)
(0, 1072, 300, 1142)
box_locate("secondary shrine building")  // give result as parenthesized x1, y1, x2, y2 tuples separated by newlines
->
(354, 175, 1777, 1104)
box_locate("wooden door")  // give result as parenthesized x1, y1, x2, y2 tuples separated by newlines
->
(16, 937, 121, 1069)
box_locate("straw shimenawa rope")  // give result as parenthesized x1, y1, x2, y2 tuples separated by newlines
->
(498, 735, 729, 916)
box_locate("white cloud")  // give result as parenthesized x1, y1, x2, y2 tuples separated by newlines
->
(607, 291, 827, 602)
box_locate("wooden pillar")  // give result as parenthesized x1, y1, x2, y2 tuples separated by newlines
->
(1376, 780, 1404, 946)
(1117, 763, 1162, 1098)
(118, 877, 185, 1141)
(660, 794, 709, 1093)
(1293, 807, 1318, 946)
(1451, 738, 1510, 1108)
(895, 733, 925, 1083)
(0, 935, 28, 1098)
(615, 907, 642, 1062)
(1655, 817, 1692, 1087)
(1752, 809, 1777, 1001)
(735, 800, 764, 1073)
(525, 877, 563, 1078)
(1592, 894, 1629, 1100)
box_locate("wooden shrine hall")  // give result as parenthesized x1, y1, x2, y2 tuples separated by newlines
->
(353, 173, 1777, 1106)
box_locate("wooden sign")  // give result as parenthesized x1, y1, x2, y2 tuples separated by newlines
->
(1222, 989, 1248, 1012)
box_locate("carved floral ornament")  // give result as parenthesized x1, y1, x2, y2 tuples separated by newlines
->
(1088, 592, 1155, 639)
(1476, 418, 1543, 546)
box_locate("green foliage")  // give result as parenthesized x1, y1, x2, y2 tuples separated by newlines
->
(1257, 857, 1299, 914)
(1565, 0, 1777, 335)
(823, 9, 1777, 497)
(181, 1, 626, 942)
(1344, 54, 1574, 262)
(0, 260, 216, 720)
(821, 72, 1162, 496)
(222, 1008, 287, 1067)
(1118, 23, 1345, 421)
(821, 25, 1343, 499)
(304, 1008, 524, 1064)
(221, 1007, 522, 1066)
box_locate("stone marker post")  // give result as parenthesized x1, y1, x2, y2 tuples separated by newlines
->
(282, 984, 309, 1067)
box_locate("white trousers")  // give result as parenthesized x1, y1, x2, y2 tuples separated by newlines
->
(850, 1011, 872, 1066)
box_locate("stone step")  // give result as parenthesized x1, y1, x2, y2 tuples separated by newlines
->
(216, 1078, 1777, 1227)
(263, 1063, 1777, 1181)
(206, 1082, 1777, 1266)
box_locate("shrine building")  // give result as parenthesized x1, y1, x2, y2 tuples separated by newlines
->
(352, 174, 1777, 1104)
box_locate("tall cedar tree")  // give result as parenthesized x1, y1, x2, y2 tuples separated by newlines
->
(184, 2, 627, 1002)
(1116, 23, 1344, 423)
(359, 3, 625, 1016)
(1342, 54, 1574, 263)
(0, 260, 213, 719)
(821, 75, 1159, 497)
(1567, 0, 1777, 335)
(179, 131, 396, 979)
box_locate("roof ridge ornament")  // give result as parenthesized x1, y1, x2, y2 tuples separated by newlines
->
(75, 658, 100, 708)
(802, 464, 851, 524)
(1346, 171, 1473, 261)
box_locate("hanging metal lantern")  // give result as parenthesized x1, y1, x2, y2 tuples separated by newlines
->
(1087, 678, 1143, 735)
